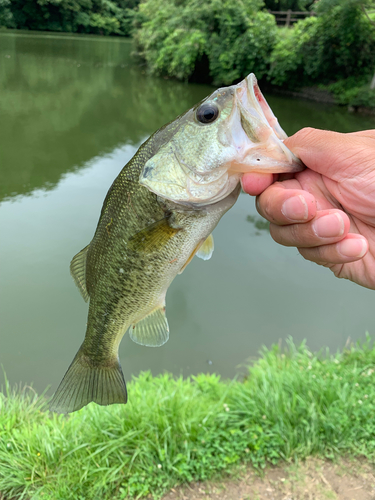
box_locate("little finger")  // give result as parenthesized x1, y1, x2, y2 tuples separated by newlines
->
(298, 235, 368, 265)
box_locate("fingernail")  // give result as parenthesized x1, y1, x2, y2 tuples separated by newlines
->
(337, 238, 367, 259)
(312, 213, 344, 238)
(281, 195, 308, 221)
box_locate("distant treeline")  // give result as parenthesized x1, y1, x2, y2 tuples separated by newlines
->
(1, 0, 375, 108)
(132, 0, 375, 108)
(0, 0, 313, 36)
(0, 0, 140, 36)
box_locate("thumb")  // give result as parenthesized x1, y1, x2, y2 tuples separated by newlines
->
(284, 127, 375, 181)
(283, 128, 347, 176)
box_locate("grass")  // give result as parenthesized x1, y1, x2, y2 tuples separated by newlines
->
(1, 337, 375, 499)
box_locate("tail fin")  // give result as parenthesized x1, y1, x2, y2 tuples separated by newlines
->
(50, 348, 127, 414)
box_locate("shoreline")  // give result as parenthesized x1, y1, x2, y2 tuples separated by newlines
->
(265, 84, 375, 116)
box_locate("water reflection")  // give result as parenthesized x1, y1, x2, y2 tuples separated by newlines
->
(1, 31, 374, 203)
(246, 214, 270, 233)
(0, 33, 213, 201)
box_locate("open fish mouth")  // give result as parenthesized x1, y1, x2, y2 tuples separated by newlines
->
(229, 73, 305, 174)
(139, 72, 304, 207)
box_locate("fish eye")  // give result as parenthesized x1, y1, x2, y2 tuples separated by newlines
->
(196, 103, 220, 124)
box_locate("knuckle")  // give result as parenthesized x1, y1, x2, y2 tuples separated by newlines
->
(297, 247, 313, 262)
(256, 194, 271, 221)
(294, 127, 316, 143)
(298, 246, 324, 264)
(270, 223, 299, 247)
(288, 223, 303, 245)
(269, 223, 281, 243)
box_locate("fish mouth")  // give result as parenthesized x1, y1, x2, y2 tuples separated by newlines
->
(229, 74, 305, 174)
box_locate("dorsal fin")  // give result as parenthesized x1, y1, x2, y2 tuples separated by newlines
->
(196, 234, 214, 261)
(129, 306, 169, 347)
(70, 245, 90, 302)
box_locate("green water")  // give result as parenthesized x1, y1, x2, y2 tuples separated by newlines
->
(1, 31, 375, 395)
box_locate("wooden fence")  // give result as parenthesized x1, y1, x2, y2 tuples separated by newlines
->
(269, 10, 316, 27)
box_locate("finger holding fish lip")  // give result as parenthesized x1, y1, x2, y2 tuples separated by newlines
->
(240, 172, 274, 196)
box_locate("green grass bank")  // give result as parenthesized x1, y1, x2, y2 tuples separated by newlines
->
(1, 338, 375, 499)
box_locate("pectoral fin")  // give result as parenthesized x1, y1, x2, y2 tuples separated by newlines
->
(70, 245, 90, 302)
(129, 306, 169, 347)
(178, 235, 214, 274)
(196, 234, 214, 261)
(178, 241, 202, 274)
(129, 217, 180, 253)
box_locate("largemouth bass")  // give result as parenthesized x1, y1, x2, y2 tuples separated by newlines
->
(50, 74, 303, 414)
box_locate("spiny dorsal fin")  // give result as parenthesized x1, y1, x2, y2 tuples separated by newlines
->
(50, 348, 127, 414)
(70, 245, 90, 302)
(129, 217, 180, 253)
(129, 306, 169, 347)
(196, 234, 214, 261)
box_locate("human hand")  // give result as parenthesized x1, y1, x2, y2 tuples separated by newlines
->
(242, 127, 375, 289)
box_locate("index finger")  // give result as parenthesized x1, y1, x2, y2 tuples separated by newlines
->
(241, 172, 274, 196)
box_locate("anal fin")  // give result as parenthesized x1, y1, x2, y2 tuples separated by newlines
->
(129, 306, 169, 347)
(196, 234, 214, 261)
(70, 245, 90, 302)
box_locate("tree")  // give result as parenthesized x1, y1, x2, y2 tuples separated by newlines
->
(2, 0, 139, 35)
(269, 0, 375, 87)
(134, 0, 278, 85)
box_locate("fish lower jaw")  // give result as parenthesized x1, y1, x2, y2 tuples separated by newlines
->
(183, 175, 241, 207)
(142, 175, 240, 208)
(228, 147, 304, 175)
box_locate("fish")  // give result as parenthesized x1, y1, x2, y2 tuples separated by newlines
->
(50, 73, 304, 414)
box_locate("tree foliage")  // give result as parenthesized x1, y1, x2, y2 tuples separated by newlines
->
(0, 0, 139, 35)
(269, 0, 375, 88)
(1, 0, 375, 108)
(134, 0, 278, 85)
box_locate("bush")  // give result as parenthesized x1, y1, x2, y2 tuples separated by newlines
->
(269, 17, 318, 87)
(0, 0, 14, 27)
(326, 77, 375, 108)
(269, 0, 375, 88)
(134, 0, 278, 85)
(350, 87, 375, 108)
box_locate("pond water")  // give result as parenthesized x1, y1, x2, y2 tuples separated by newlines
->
(1, 31, 375, 395)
